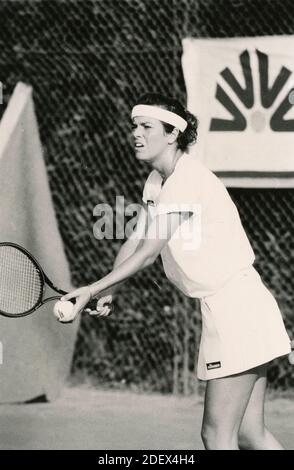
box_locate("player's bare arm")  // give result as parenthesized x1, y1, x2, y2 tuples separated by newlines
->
(62, 211, 189, 316)
(89, 204, 149, 316)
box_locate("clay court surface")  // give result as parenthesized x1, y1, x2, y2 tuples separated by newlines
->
(0, 386, 293, 450)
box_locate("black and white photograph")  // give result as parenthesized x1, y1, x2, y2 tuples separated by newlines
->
(0, 0, 293, 457)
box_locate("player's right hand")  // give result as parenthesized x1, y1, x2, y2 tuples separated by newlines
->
(88, 294, 113, 317)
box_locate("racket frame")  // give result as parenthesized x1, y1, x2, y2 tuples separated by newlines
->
(0, 242, 67, 318)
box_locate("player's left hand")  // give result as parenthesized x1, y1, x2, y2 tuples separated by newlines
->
(61, 286, 92, 317)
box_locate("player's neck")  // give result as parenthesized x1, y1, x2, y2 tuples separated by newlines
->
(153, 148, 183, 182)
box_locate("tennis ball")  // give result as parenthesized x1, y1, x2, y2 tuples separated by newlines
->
(53, 300, 75, 323)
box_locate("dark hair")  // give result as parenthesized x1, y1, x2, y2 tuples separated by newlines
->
(134, 93, 198, 152)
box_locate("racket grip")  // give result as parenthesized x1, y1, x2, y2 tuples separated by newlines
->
(86, 299, 99, 311)
(84, 299, 114, 315)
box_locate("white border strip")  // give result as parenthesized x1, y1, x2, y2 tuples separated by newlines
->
(221, 177, 294, 188)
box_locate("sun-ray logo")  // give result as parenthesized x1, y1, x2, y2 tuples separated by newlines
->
(210, 49, 294, 132)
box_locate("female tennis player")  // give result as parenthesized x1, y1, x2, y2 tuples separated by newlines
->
(62, 93, 291, 450)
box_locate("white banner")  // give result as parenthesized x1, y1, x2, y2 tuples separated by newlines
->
(0, 83, 78, 402)
(182, 36, 294, 187)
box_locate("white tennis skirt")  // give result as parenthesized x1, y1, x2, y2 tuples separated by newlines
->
(197, 267, 291, 380)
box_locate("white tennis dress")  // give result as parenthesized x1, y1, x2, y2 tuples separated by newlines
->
(140, 154, 291, 380)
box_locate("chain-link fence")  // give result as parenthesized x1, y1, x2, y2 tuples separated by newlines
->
(0, 0, 293, 392)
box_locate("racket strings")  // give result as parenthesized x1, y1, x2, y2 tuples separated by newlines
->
(0, 246, 42, 314)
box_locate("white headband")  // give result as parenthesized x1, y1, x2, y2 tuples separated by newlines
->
(131, 105, 187, 132)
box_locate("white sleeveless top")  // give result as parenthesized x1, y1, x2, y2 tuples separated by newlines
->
(142, 154, 255, 298)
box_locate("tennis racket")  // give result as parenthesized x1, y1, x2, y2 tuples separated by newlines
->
(0, 242, 107, 318)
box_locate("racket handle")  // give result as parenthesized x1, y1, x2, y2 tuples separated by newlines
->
(86, 299, 99, 311)
(84, 299, 114, 315)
